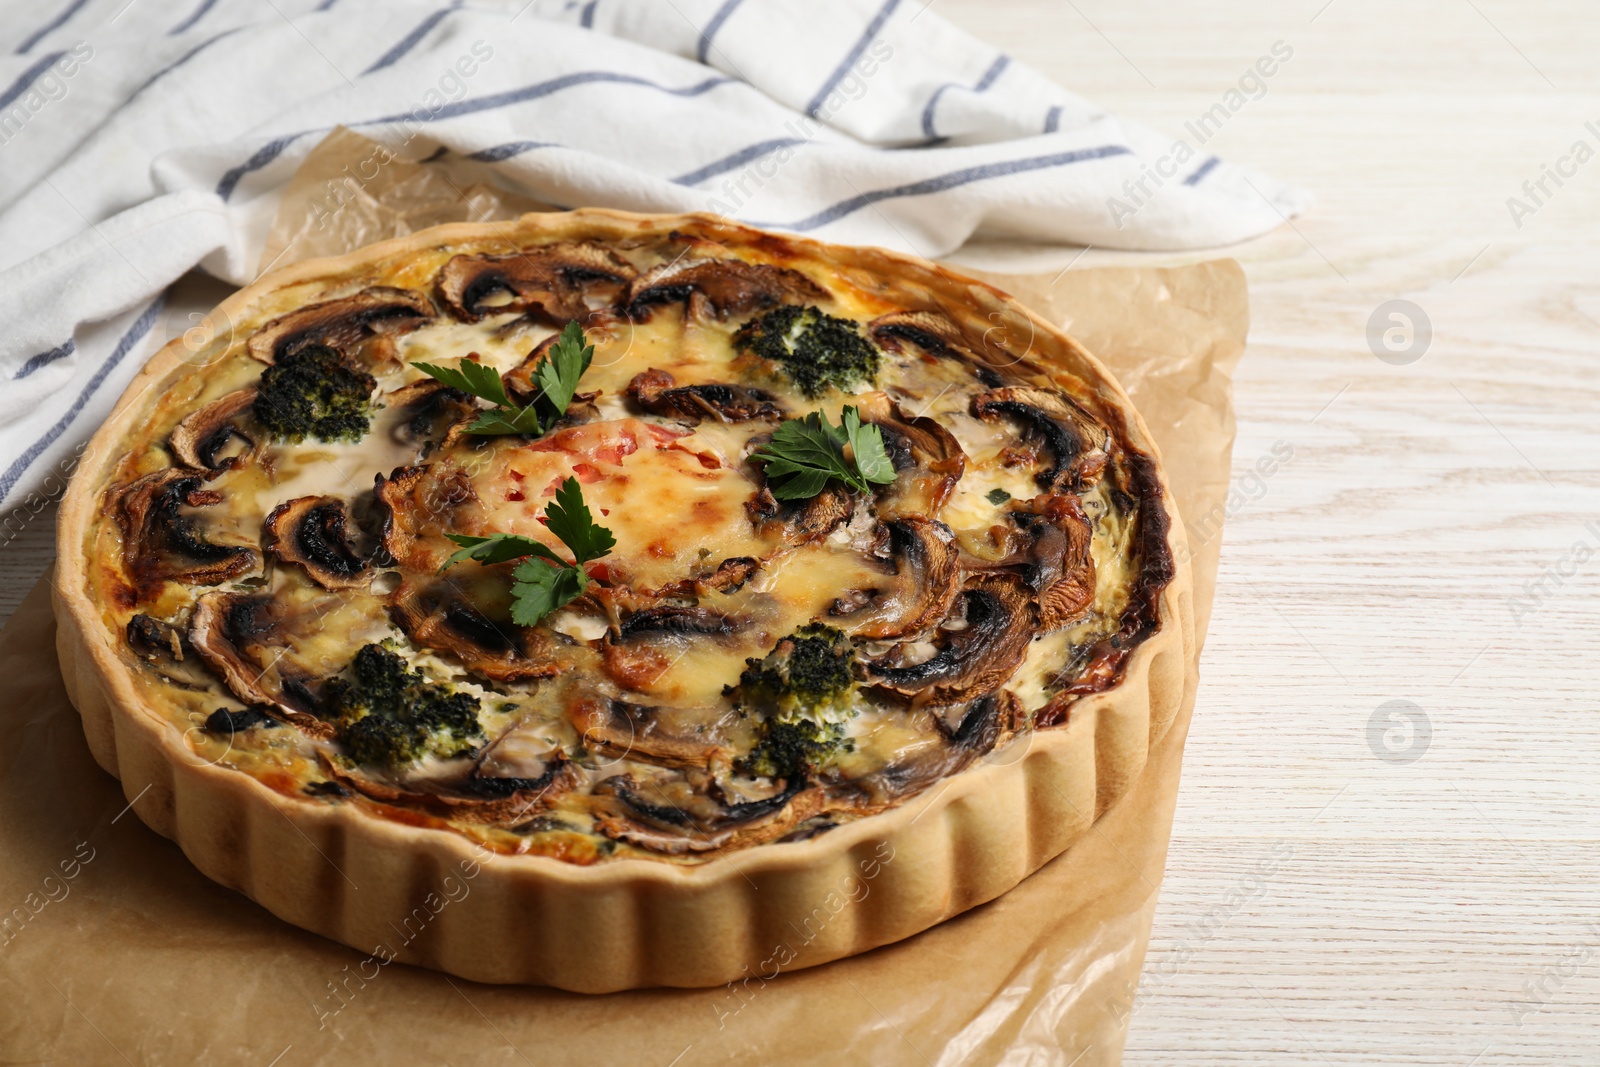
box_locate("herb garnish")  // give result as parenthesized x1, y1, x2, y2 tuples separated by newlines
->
(439, 477, 616, 626)
(751, 406, 897, 500)
(413, 321, 594, 436)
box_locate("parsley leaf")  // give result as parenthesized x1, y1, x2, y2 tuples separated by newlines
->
(439, 533, 562, 573)
(752, 407, 899, 500)
(842, 406, 896, 486)
(411, 357, 515, 410)
(508, 558, 589, 627)
(412, 322, 595, 438)
(466, 405, 545, 435)
(438, 478, 615, 627)
(533, 321, 594, 421)
(542, 474, 617, 564)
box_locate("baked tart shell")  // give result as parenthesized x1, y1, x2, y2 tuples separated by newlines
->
(54, 210, 1195, 992)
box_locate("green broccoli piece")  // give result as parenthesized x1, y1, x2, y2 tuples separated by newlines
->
(730, 624, 860, 778)
(252, 343, 376, 443)
(324, 644, 483, 769)
(735, 305, 881, 399)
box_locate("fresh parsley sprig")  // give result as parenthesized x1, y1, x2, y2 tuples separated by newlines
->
(413, 320, 594, 436)
(751, 406, 897, 500)
(439, 477, 616, 626)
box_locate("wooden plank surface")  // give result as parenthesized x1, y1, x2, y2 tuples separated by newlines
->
(2, 1, 1596, 1062)
(932, 1, 1600, 1062)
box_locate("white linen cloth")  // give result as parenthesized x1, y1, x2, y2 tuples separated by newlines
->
(0, 0, 1308, 511)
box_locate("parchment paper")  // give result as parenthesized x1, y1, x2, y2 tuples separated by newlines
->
(0, 130, 1245, 1066)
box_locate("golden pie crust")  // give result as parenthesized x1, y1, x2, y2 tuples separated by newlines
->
(54, 210, 1194, 991)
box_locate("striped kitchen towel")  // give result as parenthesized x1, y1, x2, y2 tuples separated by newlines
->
(0, 0, 1307, 513)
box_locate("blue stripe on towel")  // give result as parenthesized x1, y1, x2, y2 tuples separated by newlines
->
(169, 0, 221, 36)
(1183, 155, 1220, 185)
(0, 298, 165, 504)
(14, 0, 90, 56)
(804, 0, 900, 118)
(672, 137, 806, 186)
(762, 144, 1132, 231)
(14, 340, 75, 380)
(696, 0, 745, 64)
(363, 6, 454, 75)
(921, 54, 1008, 139)
(0, 52, 67, 112)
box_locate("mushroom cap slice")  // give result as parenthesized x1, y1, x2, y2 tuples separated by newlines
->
(745, 484, 856, 545)
(389, 577, 577, 683)
(569, 696, 734, 770)
(372, 463, 477, 572)
(971, 386, 1111, 493)
(188, 591, 334, 736)
(830, 517, 961, 640)
(319, 747, 580, 825)
(625, 258, 826, 321)
(986, 494, 1097, 632)
(853, 391, 968, 518)
(435, 243, 634, 323)
(383, 379, 479, 456)
(246, 286, 435, 364)
(837, 692, 1022, 806)
(113, 469, 260, 591)
(168, 387, 258, 472)
(626, 368, 785, 423)
(865, 572, 1039, 706)
(263, 495, 373, 590)
(591, 769, 821, 853)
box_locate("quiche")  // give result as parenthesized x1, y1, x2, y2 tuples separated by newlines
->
(54, 210, 1193, 991)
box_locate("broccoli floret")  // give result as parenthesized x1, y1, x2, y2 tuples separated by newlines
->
(730, 624, 859, 778)
(324, 644, 483, 769)
(735, 305, 881, 399)
(252, 343, 376, 443)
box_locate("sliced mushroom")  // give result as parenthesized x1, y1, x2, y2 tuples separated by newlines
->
(435, 243, 634, 323)
(868, 310, 1005, 387)
(263, 496, 373, 589)
(168, 388, 258, 472)
(615, 606, 746, 640)
(113, 469, 260, 589)
(125, 614, 215, 690)
(383, 380, 478, 454)
(865, 572, 1039, 706)
(188, 592, 333, 736)
(971, 386, 1111, 493)
(932, 690, 1023, 753)
(853, 392, 968, 517)
(987, 494, 1096, 632)
(592, 769, 819, 853)
(569, 696, 733, 769)
(645, 556, 759, 599)
(372, 464, 476, 572)
(625, 258, 826, 321)
(830, 518, 961, 640)
(626, 368, 784, 423)
(246, 286, 435, 364)
(841, 692, 1022, 806)
(745, 484, 856, 545)
(389, 578, 574, 683)
(318, 747, 579, 824)
(868, 309, 968, 358)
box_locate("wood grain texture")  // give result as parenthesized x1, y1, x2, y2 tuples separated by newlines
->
(933, 1, 1600, 1062)
(1, 0, 1596, 1060)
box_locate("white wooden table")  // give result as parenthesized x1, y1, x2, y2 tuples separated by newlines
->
(4, 2, 1597, 1062)
(937, 1, 1600, 1062)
